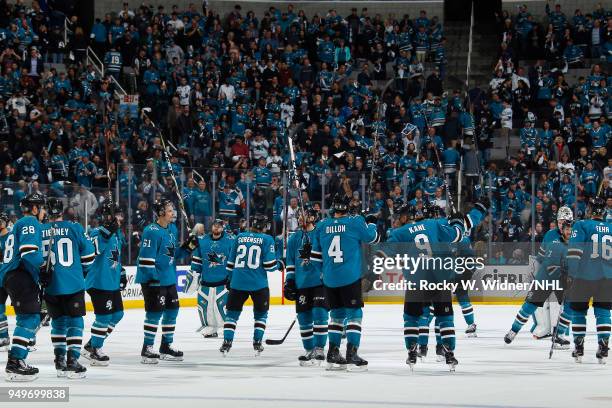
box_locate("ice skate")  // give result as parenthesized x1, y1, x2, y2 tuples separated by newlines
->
(0, 337, 10, 352)
(141, 344, 160, 364)
(572, 338, 584, 363)
(346, 344, 367, 372)
(325, 345, 347, 371)
(298, 349, 317, 367)
(504, 330, 517, 344)
(313, 347, 325, 365)
(406, 344, 418, 370)
(54, 352, 67, 378)
(552, 334, 570, 350)
(418, 344, 428, 360)
(64, 354, 87, 379)
(596, 339, 609, 364)
(442, 345, 458, 372)
(219, 339, 232, 356)
(465, 323, 477, 337)
(435, 344, 445, 362)
(253, 341, 264, 357)
(5, 357, 38, 382)
(159, 341, 184, 361)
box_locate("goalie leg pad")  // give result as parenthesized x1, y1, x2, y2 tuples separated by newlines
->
(213, 286, 228, 330)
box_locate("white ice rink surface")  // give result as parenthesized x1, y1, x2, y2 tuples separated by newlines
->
(3, 304, 612, 408)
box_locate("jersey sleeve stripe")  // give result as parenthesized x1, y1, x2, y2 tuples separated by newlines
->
(19, 245, 39, 253)
(139, 259, 155, 266)
(286, 265, 295, 271)
(367, 230, 379, 244)
(263, 260, 276, 267)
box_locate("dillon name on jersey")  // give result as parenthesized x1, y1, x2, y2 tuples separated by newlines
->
(137, 222, 188, 286)
(191, 232, 235, 284)
(286, 228, 322, 289)
(0, 215, 44, 283)
(87, 226, 122, 291)
(567, 219, 612, 280)
(226, 232, 278, 291)
(310, 215, 377, 288)
(42, 221, 95, 296)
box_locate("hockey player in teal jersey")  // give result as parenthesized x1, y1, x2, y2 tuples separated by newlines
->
(310, 193, 378, 372)
(185, 219, 235, 338)
(504, 206, 574, 350)
(284, 208, 329, 367)
(0, 193, 46, 381)
(0, 211, 10, 351)
(416, 201, 489, 361)
(83, 201, 126, 366)
(387, 205, 465, 371)
(221, 215, 278, 356)
(136, 199, 196, 364)
(567, 198, 612, 363)
(42, 198, 95, 379)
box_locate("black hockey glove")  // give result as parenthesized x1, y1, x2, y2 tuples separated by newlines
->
(284, 278, 297, 301)
(364, 213, 378, 225)
(448, 210, 465, 230)
(474, 197, 490, 215)
(207, 251, 222, 264)
(39, 264, 53, 289)
(180, 234, 199, 252)
(225, 279, 231, 291)
(119, 267, 127, 290)
(299, 241, 312, 260)
(101, 219, 119, 238)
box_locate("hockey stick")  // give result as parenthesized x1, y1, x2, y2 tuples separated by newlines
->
(286, 123, 308, 231)
(141, 108, 193, 232)
(548, 276, 572, 359)
(431, 131, 457, 215)
(35, 219, 56, 334)
(265, 319, 296, 345)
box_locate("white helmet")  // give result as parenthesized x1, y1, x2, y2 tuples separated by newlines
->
(557, 206, 573, 224)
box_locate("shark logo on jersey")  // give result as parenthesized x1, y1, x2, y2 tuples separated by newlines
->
(109, 247, 120, 269)
(106, 300, 113, 310)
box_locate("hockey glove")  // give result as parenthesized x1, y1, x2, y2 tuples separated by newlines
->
(474, 197, 490, 215)
(180, 234, 199, 252)
(299, 241, 312, 260)
(119, 267, 128, 290)
(284, 278, 297, 301)
(101, 219, 119, 238)
(183, 269, 199, 294)
(39, 264, 53, 289)
(364, 213, 378, 225)
(225, 279, 231, 291)
(448, 211, 465, 230)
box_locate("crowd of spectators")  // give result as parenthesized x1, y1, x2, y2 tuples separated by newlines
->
(0, 1, 610, 264)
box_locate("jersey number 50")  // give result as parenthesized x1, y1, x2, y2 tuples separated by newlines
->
(43, 238, 74, 267)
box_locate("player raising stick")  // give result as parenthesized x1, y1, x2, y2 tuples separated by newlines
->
(1, 193, 46, 381)
(221, 215, 278, 356)
(310, 193, 378, 372)
(284, 207, 329, 366)
(567, 198, 612, 363)
(136, 199, 198, 364)
(83, 201, 127, 365)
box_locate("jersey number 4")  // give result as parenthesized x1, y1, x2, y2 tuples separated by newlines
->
(328, 235, 343, 263)
(235, 245, 261, 269)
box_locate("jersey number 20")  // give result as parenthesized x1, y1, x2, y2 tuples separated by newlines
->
(235, 245, 261, 269)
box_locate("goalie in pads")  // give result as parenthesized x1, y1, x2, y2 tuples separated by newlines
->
(185, 219, 234, 338)
(504, 206, 574, 348)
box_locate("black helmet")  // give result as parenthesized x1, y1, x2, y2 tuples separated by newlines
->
(331, 192, 351, 213)
(47, 197, 64, 217)
(590, 197, 606, 218)
(153, 198, 174, 217)
(99, 200, 121, 217)
(250, 214, 269, 232)
(299, 207, 321, 225)
(20, 192, 46, 213)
